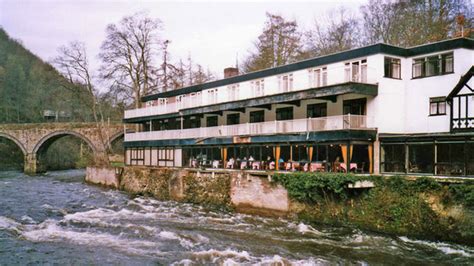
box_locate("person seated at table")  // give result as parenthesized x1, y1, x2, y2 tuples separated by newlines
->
(240, 160, 248, 169)
(285, 161, 292, 171)
(292, 162, 300, 171)
(278, 158, 285, 169)
(303, 163, 309, 172)
(226, 157, 235, 169)
(249, 155, 255, 162)
(252, 161, 260, 170)
(268, 161, 275, 170)
(332, 157, 341, 172)
(212, 160, 219, 168)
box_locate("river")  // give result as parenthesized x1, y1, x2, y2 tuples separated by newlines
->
(0, 170, 473, 265)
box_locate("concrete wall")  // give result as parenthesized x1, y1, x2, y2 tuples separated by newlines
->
(85, 167, 120, 188)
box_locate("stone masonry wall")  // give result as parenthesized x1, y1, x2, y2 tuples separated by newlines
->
(109, 167, 290, 215)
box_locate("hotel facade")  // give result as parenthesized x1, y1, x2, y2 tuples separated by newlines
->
(123, 38, 474, 177)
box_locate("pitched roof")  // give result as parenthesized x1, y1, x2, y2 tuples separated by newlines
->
(447, 65, 474, 101)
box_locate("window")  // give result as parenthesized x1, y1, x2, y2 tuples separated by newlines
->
(227, 113, 240, 125)
(381, 144, 405, 173)
(129, 148, 145, 166)
(343, 98, 366, 115)
(437, 143, 465, 176)
(307, 103, 327, 118)
(251, 79, 265, 97)
(308, 67, 327, 87)
(279, 74, 293, 92)
(276, 107, 293, 121)
(429, 97, 446, 116)
(228, 84, 240, 101)
(345, 59, 367, 83)
(177, 95, 186, 103)
(412, 52, 453, 78)
(442, 53, 454, 73)
(408, 144, 434, 174)
(250, 110, 265, 123)
(207, 89, 218, 103)
(158, 98, 168, 105)
(206, 116, 218, 127)
(184, 116, 201, 129)
(384, 57, 401, 79)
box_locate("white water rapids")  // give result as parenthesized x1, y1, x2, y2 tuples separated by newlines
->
(0, 170, 472, 265)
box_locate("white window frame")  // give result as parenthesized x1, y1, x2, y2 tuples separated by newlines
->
(344, 59, 367, 83)
(251, 79, 265, 97)
(279, 73, 293, 92)
(227, 84, 240, 101)
(207, 88, 219, 104)
(308, 67, 327, 88)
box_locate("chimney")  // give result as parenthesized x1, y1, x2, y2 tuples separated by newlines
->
(224, 67, 239, 78)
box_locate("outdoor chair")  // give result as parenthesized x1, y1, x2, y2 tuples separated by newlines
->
(356, 162, 365, 173)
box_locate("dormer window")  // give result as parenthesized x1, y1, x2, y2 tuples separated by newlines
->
(308, 67, 327, 88)
(251, 79, 265, 97)
(279, 74, 293, 92)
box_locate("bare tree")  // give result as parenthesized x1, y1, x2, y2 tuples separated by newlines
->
(53, 42, 99, 122)
(361, 0, 473, 47)
(306, 7, 360, 57)
(243, 13, 303, 73)
(52, 41, 110, 165)
(99, 12, 162, 109)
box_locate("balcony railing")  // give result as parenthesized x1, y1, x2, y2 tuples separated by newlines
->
(125, 115, 373, 142)
(124, 65, 378, 120)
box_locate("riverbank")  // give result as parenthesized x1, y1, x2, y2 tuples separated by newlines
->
(86, 166, 474, 246)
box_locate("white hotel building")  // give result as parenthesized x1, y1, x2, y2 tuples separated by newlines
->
(123, 38, 474, 177)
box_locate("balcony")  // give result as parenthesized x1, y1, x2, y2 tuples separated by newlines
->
(124, 65, 378, 121)
(125, 115, 374, 142)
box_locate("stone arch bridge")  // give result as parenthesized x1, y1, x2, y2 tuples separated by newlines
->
(0, 123, 126, 174)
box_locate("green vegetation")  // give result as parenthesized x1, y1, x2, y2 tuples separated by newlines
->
(273, 173, 474, 245)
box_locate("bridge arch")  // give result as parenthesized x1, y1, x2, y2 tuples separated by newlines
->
(33, 130, 99, 155)
(108, 131, 124, 147)
(0, 132, 27, 156)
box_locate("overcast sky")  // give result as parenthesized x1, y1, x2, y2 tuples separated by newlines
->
(0, 0, 366, 78)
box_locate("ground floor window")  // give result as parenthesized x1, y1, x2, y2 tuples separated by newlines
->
(437, 143, 464, 176)
(381, 144, 405, 173)
(126, 147, 176, 167)
(408, 144, 434, 174)
(381, 141, 474, 177)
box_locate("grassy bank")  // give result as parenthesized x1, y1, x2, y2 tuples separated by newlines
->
(273, 173, 474, 245)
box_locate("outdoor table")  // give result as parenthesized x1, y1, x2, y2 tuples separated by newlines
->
(339, 163, 357, 172)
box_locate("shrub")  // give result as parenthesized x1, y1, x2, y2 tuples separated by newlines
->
(272, 172, 372, 203)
